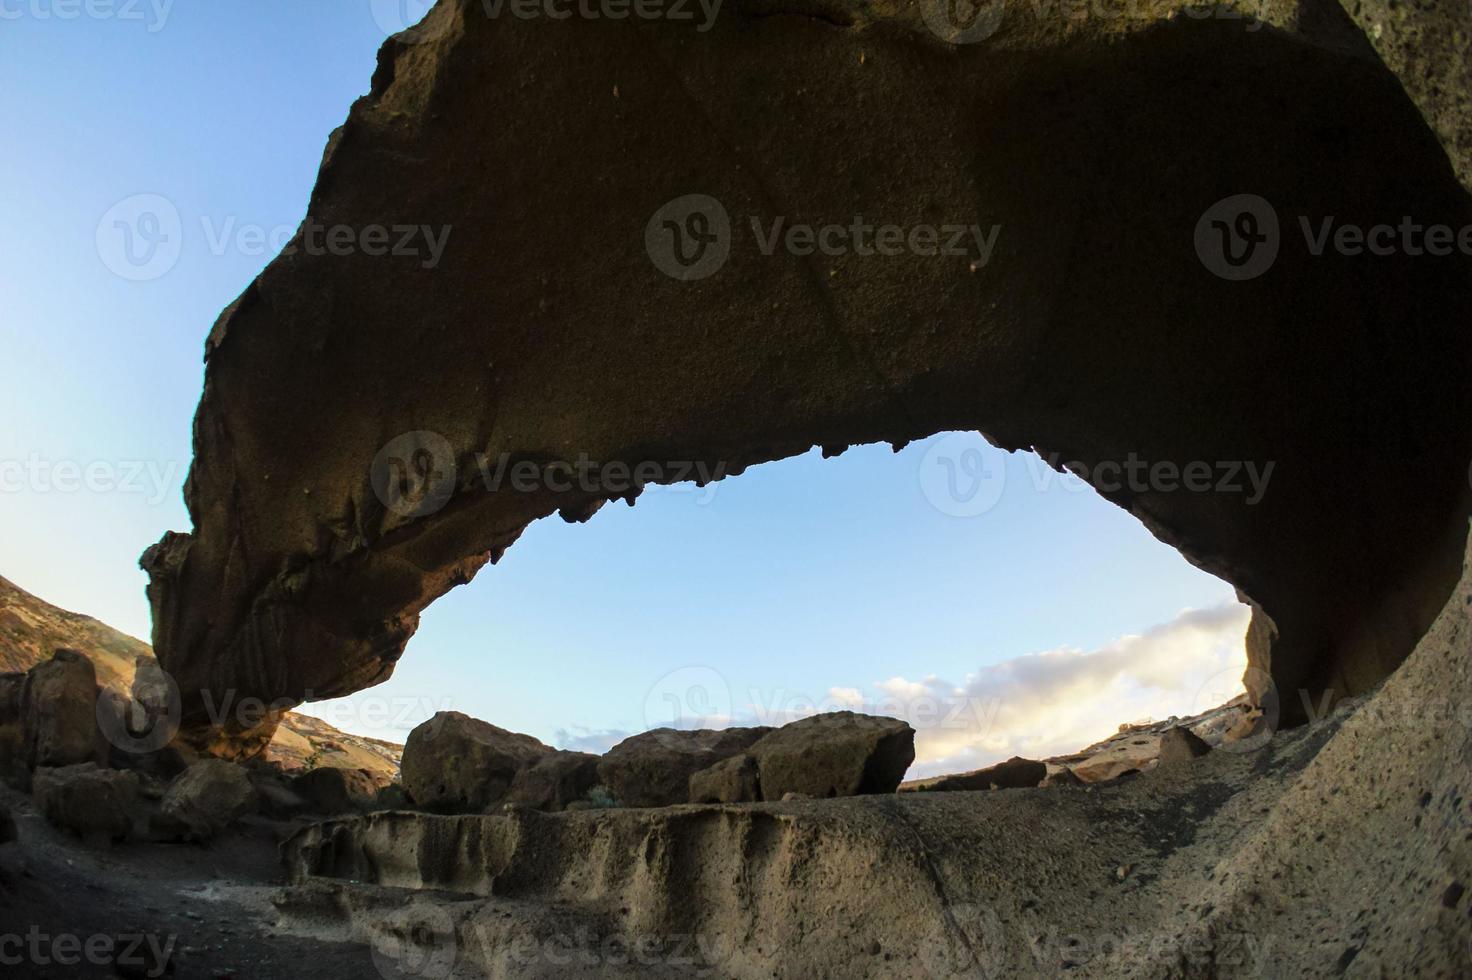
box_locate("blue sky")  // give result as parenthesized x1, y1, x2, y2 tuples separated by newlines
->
(0, 2, 1247, 776)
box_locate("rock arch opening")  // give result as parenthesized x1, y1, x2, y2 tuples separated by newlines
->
(296, 434, 1257, 778)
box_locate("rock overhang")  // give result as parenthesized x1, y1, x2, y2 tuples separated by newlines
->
(142, 0, 1472, 753)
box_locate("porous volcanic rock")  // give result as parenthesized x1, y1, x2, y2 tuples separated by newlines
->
(899, 756, 1046, 793)
(747, 712, 914, 800)
(1157, 726, 1212, 765)
(504, 750, 600, 812)
(401, 711, 553, 813)
(139, 0, 1472, 756)
(597, 728, 771, 808)
(32, 763, 139, 841)
(155, 759, 257, 840)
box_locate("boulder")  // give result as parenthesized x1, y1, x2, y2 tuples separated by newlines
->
(292, 766, 381, 815)
(899, 757, 1046, 794)
(748, 713, 914, 801)
(1158, 726, 1212, 766)
(1071, 735, 1161, 784)
(402, 712, 553, 813)
(32, 763, 138, 841)
(0, 672, 27, 789)
(504, 751, 599, 812)
(597, 728, 771, 808)
(248, 768, 310, 818)
(155, 759, 257, 840)
(689, 754, 761, 804)
(20, 649, 101, 770)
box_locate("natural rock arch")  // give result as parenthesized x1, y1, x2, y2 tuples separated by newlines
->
(142, 0, 1472, 755)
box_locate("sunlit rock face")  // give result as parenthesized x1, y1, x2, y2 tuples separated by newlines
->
(143, 0, 1472, 754)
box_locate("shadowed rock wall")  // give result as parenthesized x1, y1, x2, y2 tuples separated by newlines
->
(143, 0, 1472, 753)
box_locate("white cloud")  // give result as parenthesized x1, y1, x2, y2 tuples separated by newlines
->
(845, 603, 1252, 779)
(553, 726, 631, 755)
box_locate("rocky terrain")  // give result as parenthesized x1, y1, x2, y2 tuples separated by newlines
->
(6, 0, 1472, 974)
(0, 574, 401, 783)
(0, 530, 1462, 977)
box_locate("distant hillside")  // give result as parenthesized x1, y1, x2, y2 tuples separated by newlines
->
(0, 574, 401, 780)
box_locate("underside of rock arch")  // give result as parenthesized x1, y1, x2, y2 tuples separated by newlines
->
(141, 0, 1472, 755)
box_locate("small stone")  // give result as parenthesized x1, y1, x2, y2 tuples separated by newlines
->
(1116, 864, 1132, 881)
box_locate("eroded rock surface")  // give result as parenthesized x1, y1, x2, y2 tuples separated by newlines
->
(139, 0, 1472, 754)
